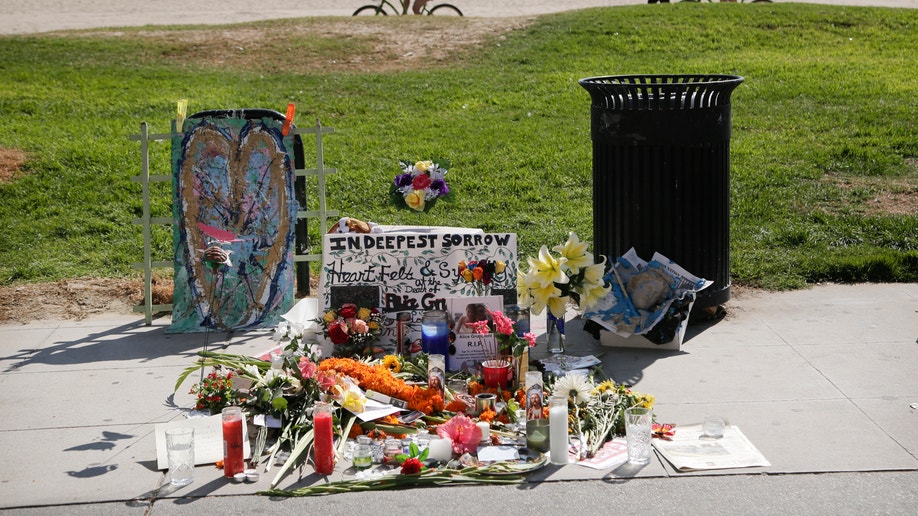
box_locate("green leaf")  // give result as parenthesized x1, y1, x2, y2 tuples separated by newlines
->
(409, 441, 419, 457)
(418, 446, 430, 461)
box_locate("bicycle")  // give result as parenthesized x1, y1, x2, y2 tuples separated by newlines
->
(353, 0, 463, 16)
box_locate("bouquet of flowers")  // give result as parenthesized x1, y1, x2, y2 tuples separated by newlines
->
(467, 309, 536, 360)
(551, 373, 655, 459)
(188, 369, 239, 414)
(517, 232, 610, 318)
(319, 303, 383, 358)
(393, 159, 451, 212)
(457, 258, 506, 296)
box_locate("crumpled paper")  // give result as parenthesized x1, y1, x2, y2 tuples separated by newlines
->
(584, 248, 712, 339)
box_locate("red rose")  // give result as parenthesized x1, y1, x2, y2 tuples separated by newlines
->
(328, 320, 351, 345)
(338, 303, 358, 319)
(412, 173, 432, 190)
(400, 457, 422, 475)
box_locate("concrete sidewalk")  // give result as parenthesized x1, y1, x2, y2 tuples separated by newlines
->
(1, 283, 916, 512)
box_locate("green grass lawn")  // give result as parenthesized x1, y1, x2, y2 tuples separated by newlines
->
(0, 3, 915, 290)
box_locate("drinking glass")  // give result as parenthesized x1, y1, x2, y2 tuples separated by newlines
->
(165, 427, 194, 486)
(625, 407, 653, 465)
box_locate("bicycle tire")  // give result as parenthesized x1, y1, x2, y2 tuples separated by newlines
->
(353, 5, 388, 16)
(428, 4, 463, 16)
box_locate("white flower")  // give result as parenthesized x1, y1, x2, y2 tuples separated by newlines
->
(553, 374, 593, 405)
(272, 321, 289, 341)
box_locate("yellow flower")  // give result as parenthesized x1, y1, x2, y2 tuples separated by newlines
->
(553, 232, 593, 274)
(335, 384, 367, 413)
(368, 321, 380, 331)
(461, 269, 474, 282)
(639, 394, 655, 409)
(323, 310, 337, 323)
(357, 308, 372, 320)
(405, 190, 426, 211)
(528, 279, 564, 317)
(578, 283, 611, 311)
(415, 160, 434, 173)
(494, 260, 506, 274)
(527, 245, 569, 287)
(592, 380, 615, 395)
(382, 355, 402, 373)
(516, 269, 533, 307)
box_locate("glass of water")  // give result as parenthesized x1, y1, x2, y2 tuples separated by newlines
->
(625, 407, 653, 465)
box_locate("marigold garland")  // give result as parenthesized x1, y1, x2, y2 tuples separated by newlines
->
(445, 399, 470, 413)
(319, 357, 444, 414)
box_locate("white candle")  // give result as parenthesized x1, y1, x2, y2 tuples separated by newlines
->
(549, 396, 569, 465)
(477, 422, 490, 444)
(427, 436, 453, 462)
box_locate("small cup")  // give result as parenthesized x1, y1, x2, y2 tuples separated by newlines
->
(702, 415, 725, 439)
(165, 427, 195, 487)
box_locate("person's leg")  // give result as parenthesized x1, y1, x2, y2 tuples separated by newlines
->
(412, 0, 429, 14)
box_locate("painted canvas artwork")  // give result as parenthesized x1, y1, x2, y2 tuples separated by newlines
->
(169, 115, 298, 332)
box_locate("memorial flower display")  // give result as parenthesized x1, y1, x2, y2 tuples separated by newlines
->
(174, 306, 658, 495)
(517, 232, 611, 318)
(318, 303, 383, 358)
(457, 258, 506, 295)
(188, 369, 239, 414)
(393, 159, 451, 212)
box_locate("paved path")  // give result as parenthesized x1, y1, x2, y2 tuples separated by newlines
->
(1, 283, 916, 512)
(1, 0, 916, 35)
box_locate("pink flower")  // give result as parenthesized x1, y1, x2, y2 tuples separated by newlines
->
(437, 414, 482, 455)
(489, 310, 514, 336)
(298, 357, 317, 379)
(524, 332, 537, 347)
(351, 319, 369, 334)
(316, 370, 338, 391)
(469, 320, 490, 335)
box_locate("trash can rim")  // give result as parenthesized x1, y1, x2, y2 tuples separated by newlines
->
(579, 74, 744, 87)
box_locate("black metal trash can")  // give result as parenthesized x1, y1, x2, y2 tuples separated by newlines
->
(579, 74, 743, 310)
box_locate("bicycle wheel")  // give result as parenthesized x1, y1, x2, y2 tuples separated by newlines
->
(428, 4, 463, 16)
(353, 5, 388, 15)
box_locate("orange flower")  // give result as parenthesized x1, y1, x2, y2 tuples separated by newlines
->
(445, 399, 469, 413)
(348, 424, 365, 439)
(478, 409, 496, 423)
(468, 381, 484, 396)
(515, 389, 526, 406)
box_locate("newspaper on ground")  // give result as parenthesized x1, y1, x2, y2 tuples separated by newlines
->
(584, 248, 712, 338)
(652, 424, 771, 471)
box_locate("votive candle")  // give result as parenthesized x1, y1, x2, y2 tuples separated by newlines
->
(221, 406, 245, 477)
(427, 436, 453, 462)
(312, 402, 335, 475)
(548, 396, 569, 465)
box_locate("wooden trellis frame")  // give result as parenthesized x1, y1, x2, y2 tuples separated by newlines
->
(130, 118, 337, 325)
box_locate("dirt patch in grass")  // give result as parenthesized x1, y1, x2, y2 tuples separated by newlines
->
(74, 17, 535, 74)
(825, 164, 918, 216)
(0, 147, 28, 183)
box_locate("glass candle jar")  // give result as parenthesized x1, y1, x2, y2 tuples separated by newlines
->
(353, 436, 372, 469)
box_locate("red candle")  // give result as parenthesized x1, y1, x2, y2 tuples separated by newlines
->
(222, 407, 245, 478)
(313, 402, 335, 475)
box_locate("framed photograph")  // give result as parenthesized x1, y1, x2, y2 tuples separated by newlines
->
(446, 295, 503, 372)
